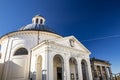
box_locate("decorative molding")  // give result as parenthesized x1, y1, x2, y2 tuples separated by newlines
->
(69, 38, 75, 47)
(48, 42, 88, 59)
(50, 42, 88, 54)
(0, 31, 62, 42)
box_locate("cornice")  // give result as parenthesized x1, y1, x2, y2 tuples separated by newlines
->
(0, 31, 62, 43)
(49, 41, 90, 54)
(31, 40, 89, 59)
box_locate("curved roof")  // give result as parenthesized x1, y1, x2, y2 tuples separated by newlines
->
(0, 15, 61, 41)
(18, 15, 57, 34)
(19, 24, 56, 33)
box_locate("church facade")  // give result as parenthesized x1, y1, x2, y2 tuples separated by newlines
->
(0, 15, 93, 80)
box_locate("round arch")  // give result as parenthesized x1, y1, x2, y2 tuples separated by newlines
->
(14, 48, 28, 56)
(53, 54, 64, 80)
(81, 59, 89, 80)
(69, 57, 79, 80)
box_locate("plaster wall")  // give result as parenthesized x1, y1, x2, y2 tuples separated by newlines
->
(0, 31, 61, 80)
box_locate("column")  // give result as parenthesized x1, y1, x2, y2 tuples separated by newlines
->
(87, 60, 93, 80)
(100, 66, 104, 80)
(65, 57, 70, 80)
(63, 57, 67, 80)
(115, 75, 117, 80)
(108, 67, 112, 80)
(42, 53, 47, 80)
(105, 67, 110, 80)
(94, 66, 99, 78)
(78, 58, 83, 80)
(48, 54, 53, 80)
(94, 66, 99, 79)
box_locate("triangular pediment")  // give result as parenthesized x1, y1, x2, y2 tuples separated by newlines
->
(49, 36, 91, 54)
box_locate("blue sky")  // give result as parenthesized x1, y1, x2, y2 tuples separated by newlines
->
(0, 0, 120, 73)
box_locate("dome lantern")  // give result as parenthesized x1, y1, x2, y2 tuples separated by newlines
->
(19, 14, 57, 34)
(32, 15, 45, 25)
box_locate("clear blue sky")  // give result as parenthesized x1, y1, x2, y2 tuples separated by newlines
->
(0, 0, 120, 74)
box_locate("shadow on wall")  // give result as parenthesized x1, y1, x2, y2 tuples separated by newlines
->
(0, 62, 3, 79)
(0, 61, 47, 80)
(0, 60, 27, 80)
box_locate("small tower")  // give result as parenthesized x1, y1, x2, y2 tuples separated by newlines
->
(32, 15, 45, 25)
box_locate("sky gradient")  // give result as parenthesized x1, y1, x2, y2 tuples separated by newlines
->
(0, 0, 120, 74)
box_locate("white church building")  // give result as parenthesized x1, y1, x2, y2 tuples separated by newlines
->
(0, 15, 93, 80)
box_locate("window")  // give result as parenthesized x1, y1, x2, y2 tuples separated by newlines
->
(40, 19, 43, 24)
(36, 18, 39, 24)
(14, 48, 28, 56)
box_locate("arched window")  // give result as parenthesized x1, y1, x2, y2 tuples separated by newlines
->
(36, 18, 39, 24)
(14, 48, 28, 56)
(40, 19, 43, 24)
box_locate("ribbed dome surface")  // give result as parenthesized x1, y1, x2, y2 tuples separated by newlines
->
(19, 24, 56, 33)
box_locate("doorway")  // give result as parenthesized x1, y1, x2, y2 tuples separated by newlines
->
(57, 67, 62, 80)
(69, 58, 78, 80)
(53, 55, 64, 80)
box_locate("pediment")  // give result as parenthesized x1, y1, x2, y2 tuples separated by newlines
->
(49, 36, 91, 54)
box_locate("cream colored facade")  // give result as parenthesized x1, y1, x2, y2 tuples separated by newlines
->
(0, 15, 93, 80)
(91, 58, 112, 80)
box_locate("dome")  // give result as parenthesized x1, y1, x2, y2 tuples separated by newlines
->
(19, 15, 56, 33)
(19, 24, 56, 33)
